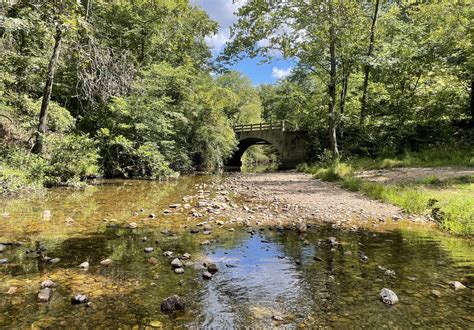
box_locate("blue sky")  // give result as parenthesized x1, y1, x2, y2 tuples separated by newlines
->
(193, 0, 294, 85)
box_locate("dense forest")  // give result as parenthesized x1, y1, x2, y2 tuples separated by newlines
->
(0, 0, 472, 194)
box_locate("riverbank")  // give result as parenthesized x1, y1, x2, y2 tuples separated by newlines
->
(296, 161, 473, 235)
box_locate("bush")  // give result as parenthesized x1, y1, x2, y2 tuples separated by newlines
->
(17, 97, 75, 133)
(98, 130, 173, 179)
(43, 134, 99, 186)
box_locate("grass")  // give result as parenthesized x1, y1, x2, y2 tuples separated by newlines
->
(298, 148, 474, 236)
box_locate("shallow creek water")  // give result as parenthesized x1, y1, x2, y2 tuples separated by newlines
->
(0, 176, 472, 328)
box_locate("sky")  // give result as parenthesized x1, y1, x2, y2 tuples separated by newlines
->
(193, 0, 294, 85)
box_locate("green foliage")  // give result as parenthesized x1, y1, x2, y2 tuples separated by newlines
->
(1, 0, 251, 185)
(0, 134, 98, 193)
(226, 1, 472, 158)
(215, 72, 262, 125)
(14, 97, 75, 133)
(43, 134, 99, 186)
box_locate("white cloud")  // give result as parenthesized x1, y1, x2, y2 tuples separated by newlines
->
(272, 67, 293, 79)
(193, 0, 243, 54)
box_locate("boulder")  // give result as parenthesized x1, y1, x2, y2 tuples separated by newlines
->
(161, 295, 185, 312)
(203, 271, 213, 280)
(0, 258, 8, 264)
(380, 288, 399, 305)
(144, 247, 154, 253)
(0, 244, 5, 252)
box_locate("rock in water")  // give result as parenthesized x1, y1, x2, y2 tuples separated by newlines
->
(49, 258, 60, 264)
(431, 289, 442, 298)
(202, 271, 213, 280)
(161, 295, 185, 312)
(79, 262, 89, 270)
(7, 287, 18, 295)
(450, 281, 466, 290)
(100, 258, 113, 266)
(380, 288, 399, 305)
(174, 268, 185, 274)
(37, 288, 52, 302)
(296, 223, 307, 233)
(171, 258, 183, 268)
(328, 237, 338, 246)
(207, 263, 218, 274)
(41, 279, 56, 288)
(384, 269, 396, 277)
(71, 294, 89, 305)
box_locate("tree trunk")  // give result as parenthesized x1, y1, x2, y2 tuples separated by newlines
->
(339, 68, 349, 138)
(360, 0, 380, 125)
(328, 3, 339, 158)
(340, 67, 349, 115)
(32, 24, 62, 154)
(470, 79, 474, 125)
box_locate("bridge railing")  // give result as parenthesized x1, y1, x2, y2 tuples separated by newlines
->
(233, 120, 296, 132)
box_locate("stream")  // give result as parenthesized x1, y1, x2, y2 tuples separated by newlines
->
(0, 176, 472, 328)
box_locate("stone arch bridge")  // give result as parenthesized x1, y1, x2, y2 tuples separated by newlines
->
(225, 121, 309, 170)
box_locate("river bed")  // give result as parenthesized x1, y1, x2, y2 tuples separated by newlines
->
(0, 176, 472, 328)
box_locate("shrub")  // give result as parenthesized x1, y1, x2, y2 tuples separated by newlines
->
(98, 131, 173, 179)
(43, 134, 99, 186)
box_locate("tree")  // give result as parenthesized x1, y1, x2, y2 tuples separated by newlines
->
(223, 0, 364, 157)
(31, 23, 62, 154)
(215, 71, 262, 125)
(360, 0, 380, 125)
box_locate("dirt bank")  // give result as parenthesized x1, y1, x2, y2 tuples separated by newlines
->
(356, 167, 474, 184)
(220, 171, 424, 230)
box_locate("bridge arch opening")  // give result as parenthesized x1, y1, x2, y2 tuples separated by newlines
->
(225, 137, 280, 171)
